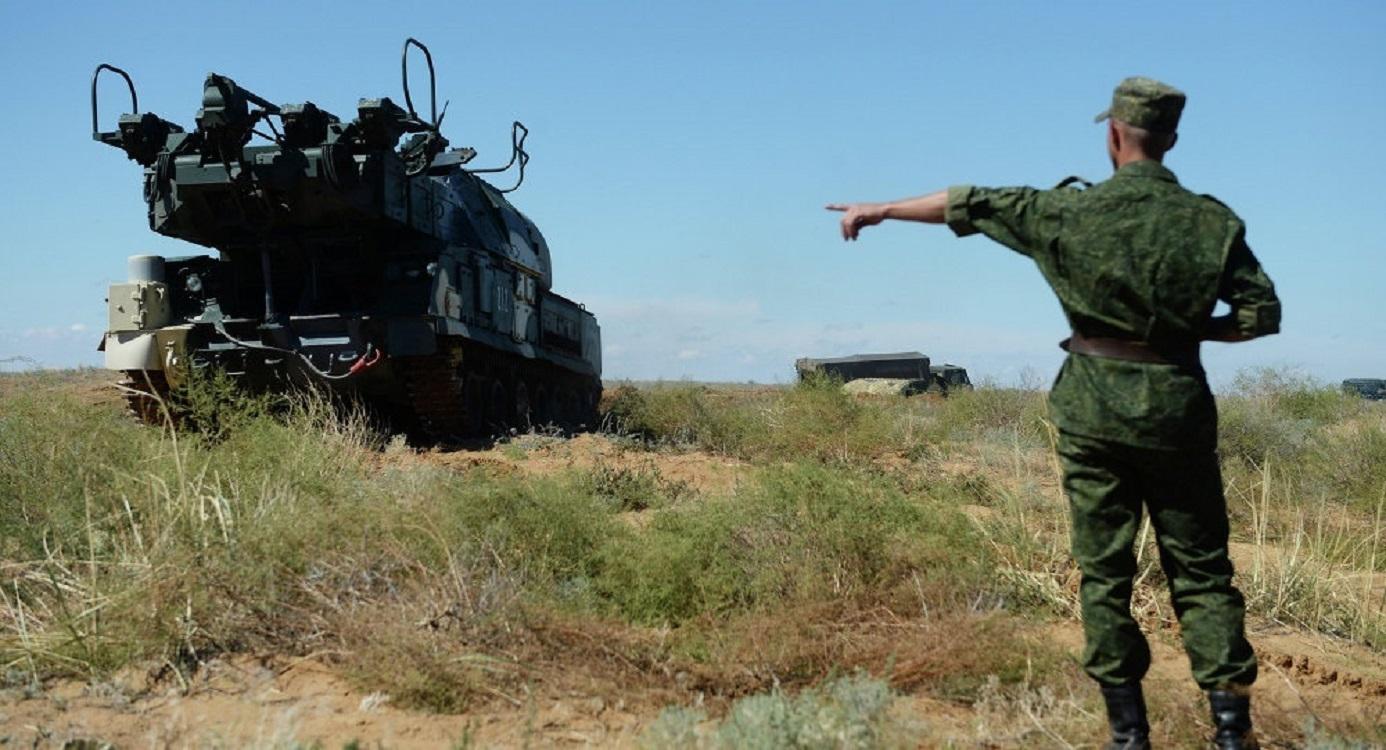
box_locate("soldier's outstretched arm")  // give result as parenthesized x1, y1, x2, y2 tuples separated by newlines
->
(825, 190, 948, 241)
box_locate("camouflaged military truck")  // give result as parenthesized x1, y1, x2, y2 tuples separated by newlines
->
(1342, 379, 1386, 401)
(795, 352, 971, 395)
(93, 39, 601, 438)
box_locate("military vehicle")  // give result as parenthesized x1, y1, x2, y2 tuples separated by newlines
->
(930, 363, 973, 393)
(92, 39, 601, 438)
(796, 352, 971, 395)
(1342, 379, 1386, 401)
(796, 352, 932, 382)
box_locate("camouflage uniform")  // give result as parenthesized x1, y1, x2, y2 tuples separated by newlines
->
(942, 85, 1281, 689)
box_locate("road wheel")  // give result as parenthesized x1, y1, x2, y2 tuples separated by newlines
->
(486, 379, 509, 435)
(514, 380, 532, 432)
(463, 372, 487, 435)
(582, 385, 602, 429)
(532, 385, 551, 430)
(555, 387, 578, 431)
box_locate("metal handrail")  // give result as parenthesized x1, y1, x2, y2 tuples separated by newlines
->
(91, 63, 138, 138)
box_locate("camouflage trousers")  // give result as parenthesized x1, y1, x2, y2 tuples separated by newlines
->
(1055, 431, 1257, 689)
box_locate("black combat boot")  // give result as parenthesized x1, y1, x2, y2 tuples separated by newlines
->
(1207, 689, 1258, 749)
(1100, 682, 1152, 750)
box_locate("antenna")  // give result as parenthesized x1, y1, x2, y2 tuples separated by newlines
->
(401, 37, 438, 127)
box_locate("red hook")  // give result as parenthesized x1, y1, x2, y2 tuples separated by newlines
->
(347, 347, 383, 376)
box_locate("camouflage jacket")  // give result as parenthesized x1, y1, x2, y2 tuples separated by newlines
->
(945, 160, 1280, 450)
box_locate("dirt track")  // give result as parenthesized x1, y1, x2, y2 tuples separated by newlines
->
(5, 617, 1383, 748)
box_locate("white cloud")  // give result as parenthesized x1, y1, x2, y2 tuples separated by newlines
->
(21, 324, 97, 340)
(586, 295, 762, 321)
(676, 349, 701, 360)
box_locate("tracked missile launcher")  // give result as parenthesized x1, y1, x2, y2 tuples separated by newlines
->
(93, 39, 601, 437)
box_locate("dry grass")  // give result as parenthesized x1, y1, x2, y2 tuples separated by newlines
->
(1, 368, 1383, 747)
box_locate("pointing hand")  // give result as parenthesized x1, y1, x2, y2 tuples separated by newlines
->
(825, 203, 888, 241)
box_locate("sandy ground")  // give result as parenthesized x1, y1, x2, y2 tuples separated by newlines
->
(394, 432, 750, 498)
(2, 655, 648, 748)
(5, 620, 1383, 748)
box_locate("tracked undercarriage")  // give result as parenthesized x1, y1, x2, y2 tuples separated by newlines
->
(116, 337, 600, 439)
(392, 340, 601, 437)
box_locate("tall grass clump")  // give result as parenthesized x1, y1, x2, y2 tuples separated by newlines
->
(1218, 365, 1385, 528)
(0, 374, 397, 678)
(1226, 461, 1386, 649)
(922, 385, 1049, 447)
(604, 382, 758, 451)
(1217, 367, 1368, 466)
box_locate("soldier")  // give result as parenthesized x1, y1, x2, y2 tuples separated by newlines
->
(827, 77, 1280, 750)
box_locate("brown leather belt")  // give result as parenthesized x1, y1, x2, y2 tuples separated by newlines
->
(1060, 332, 1200, 367)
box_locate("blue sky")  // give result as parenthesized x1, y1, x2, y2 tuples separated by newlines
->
(1, 1, 1383, 385)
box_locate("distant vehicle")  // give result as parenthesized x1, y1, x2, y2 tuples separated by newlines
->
(92, 39, 601, 438)
(795, 352, 971, 395)
(1342, 379, 1386, 401)
(930, 363, 973, 393)
(795, 352, 932, 382)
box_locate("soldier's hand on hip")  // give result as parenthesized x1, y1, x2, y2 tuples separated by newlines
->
(825, 203, 888, 241)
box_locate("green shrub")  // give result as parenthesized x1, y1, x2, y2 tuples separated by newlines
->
(604, 382, 758, 451)
(1227, 368, 1361, 424)
(605, 378, 901, 462)
(1217, 396, 1314, 464)
(435, 472, 624, 585)
(578, 462, 689, 511)
(925, 387, 1050, 446)
(1218, 367, 1386, 509)
(1306, 418, 1386, 508)
(754, 378, 898, 462)
(594, 463, 988, 624)
(1217, 367, 1370, 465)
(641, 673, 911, 749)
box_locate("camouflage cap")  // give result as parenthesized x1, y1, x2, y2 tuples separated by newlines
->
(1094, 76, 1186, 133)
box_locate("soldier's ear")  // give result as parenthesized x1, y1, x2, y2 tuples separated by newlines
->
(1167, 132, 1179, 152)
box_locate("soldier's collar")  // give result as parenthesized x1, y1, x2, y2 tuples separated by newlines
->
(1114, 159, 1179, 184)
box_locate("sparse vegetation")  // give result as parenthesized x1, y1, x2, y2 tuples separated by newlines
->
(2, 368, 1383, 747)
(640, 673, 912, 749)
